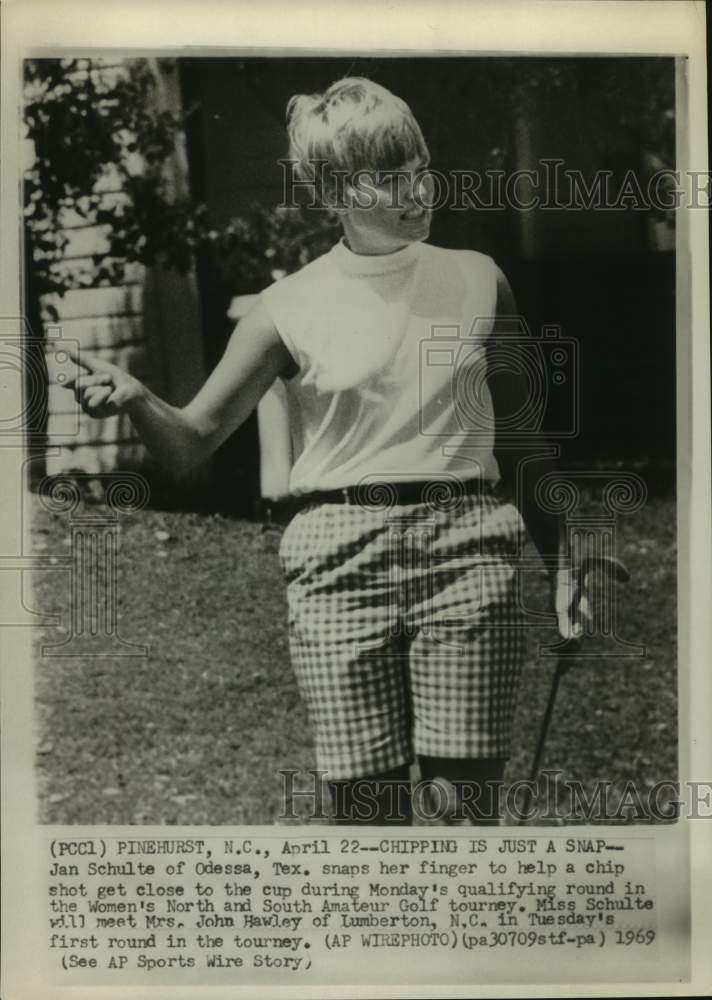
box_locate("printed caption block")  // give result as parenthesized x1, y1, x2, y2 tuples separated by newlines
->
(42, 831, 673, 987)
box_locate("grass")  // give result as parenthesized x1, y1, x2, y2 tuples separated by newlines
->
(31, 478, 677, 825)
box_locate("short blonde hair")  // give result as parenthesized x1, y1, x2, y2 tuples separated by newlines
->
(286, 77, 429, 204)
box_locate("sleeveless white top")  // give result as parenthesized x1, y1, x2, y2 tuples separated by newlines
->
(259, 237, 501, 496)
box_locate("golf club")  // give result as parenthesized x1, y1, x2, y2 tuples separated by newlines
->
(517, 554, 631, 825)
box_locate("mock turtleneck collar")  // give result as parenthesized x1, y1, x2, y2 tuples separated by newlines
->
(329, 236, 423, 276)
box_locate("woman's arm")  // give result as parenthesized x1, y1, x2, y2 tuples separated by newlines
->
(490, 266, 562, 563)
(488, 266, 584, 639)
(64, 299, 292, 475)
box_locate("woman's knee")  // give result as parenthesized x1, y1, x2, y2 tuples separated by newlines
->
(417, 756, 505, 825)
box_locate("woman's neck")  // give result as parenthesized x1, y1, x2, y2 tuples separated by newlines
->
(331, 236, 421, 276)
(342, 234, 410, 257)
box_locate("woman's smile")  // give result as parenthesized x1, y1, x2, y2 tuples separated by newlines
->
(401, 206, 429, 221)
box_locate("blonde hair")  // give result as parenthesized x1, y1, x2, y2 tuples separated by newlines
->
(286, 77, 429, 204)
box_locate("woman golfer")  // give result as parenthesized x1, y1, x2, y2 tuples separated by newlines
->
(65, 78, 582, 825)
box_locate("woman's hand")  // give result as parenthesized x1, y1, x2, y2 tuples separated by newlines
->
(62, 348, 144, 419)
(550, 566, 592, 641)
(56, 299, 291, 475)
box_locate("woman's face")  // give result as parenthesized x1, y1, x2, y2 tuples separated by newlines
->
(339, 156, 434, 255)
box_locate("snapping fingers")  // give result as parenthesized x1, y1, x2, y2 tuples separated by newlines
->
(80, 384, 114, 416)
(74, 373, 115, 404)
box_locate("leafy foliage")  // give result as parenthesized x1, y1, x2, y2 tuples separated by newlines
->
(24, 58, 198, 294)
(23, 58, 338, 297)
(207, 204, 339, 294)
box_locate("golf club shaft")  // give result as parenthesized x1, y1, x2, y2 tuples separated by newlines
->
(518, 660, 564, 824)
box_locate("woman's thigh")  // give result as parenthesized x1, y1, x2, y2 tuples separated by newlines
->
(279, 503, 414, 780)
(406, 489, 526, 761)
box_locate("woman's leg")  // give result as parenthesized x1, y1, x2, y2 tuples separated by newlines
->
(327, 763, 413, 825)
(408, 490, 526, 826)
(417, 756, 505, 825)
(280, 504, 417, 826)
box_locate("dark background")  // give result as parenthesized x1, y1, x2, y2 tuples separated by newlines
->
(178, 56, 676, 511)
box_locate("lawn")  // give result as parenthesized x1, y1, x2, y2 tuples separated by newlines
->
(31, 473, 677, 825)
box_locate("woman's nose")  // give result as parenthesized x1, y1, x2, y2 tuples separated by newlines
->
(411, 169, 434, 208)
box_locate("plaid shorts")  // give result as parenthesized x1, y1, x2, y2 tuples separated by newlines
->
(278, 484, 526, 779)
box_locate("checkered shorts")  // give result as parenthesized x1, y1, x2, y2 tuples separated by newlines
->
(278, 484, 526, 779)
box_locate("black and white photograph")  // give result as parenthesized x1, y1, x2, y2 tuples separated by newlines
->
(25, 52, 679, 827)
(1, 1, 709, 997)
